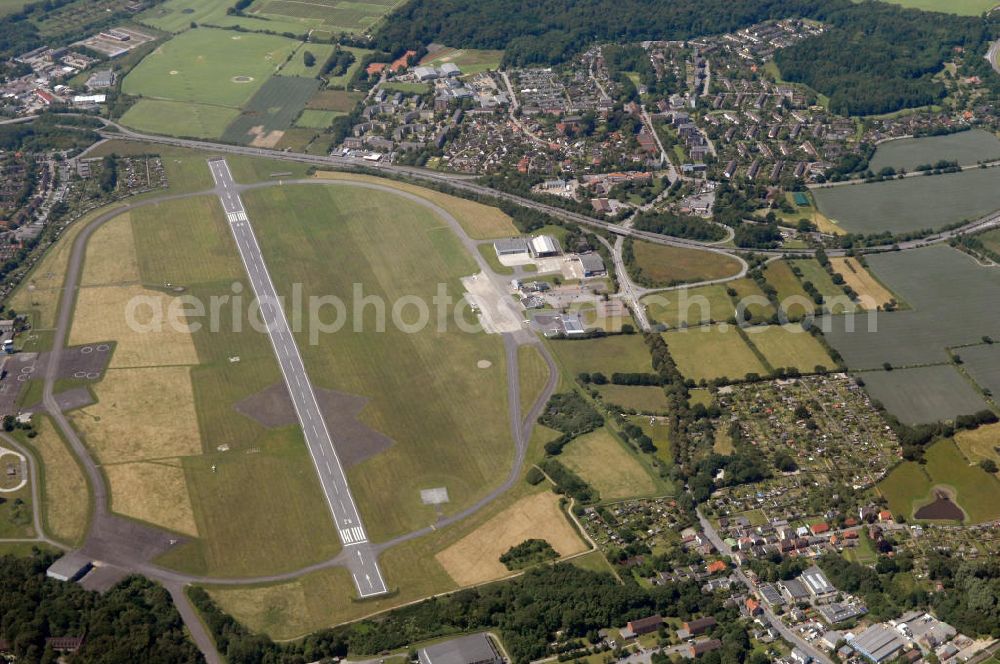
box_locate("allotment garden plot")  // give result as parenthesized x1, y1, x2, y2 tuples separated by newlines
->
(813, 167, 1000, 235)
(709, 374, 900, 523)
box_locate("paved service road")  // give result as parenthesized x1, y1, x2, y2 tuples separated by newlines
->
(208, 158, 388, 598)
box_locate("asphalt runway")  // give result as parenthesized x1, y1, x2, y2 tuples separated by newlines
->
(208, 158, 388, 598)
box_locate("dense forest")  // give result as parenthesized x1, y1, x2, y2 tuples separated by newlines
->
(0, 550, 203, 663)
(377, 0, 996, 116)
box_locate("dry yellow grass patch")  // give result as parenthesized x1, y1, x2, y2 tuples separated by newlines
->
(105, 460, 198, 536)
(435, 491, 586, 586)
(956, 423, 1000, 475)
(71, 366, 201, 463)
(831, 257, 896, 309)
(561, 428, 658, 500)
(313, 171, 517, 239)
(80, 214, 140, 286)
(8, 206, 125, 328)
(70, 284, 200, 368)
(32, 415, 89, 545)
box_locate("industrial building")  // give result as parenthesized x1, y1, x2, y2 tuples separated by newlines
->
(849, 625, 906, 663)
(418, 633, 503, 664)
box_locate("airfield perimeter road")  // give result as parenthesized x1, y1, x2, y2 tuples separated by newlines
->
(208, 158, 387, 598)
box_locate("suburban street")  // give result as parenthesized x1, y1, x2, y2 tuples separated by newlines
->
(697, 510, 832, 664)
(208, 158, 388, 598)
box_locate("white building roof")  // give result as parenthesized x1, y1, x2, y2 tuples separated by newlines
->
(530, 235, 558, 254)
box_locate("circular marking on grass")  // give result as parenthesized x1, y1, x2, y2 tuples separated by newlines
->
(477, 360, 492, 369)
(80, 346, 93, 354)
(87, 372, 101, 380)
(96, 344, 110, 352)
(20, 366, 34, 373)
(169, 70, 179, 75)
(231, 75, 254, 83)
(74, 371, 86, 378)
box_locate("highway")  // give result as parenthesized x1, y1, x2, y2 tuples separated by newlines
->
(207, 158, 388, 598)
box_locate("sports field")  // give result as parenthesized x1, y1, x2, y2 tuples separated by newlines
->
(244, 183, 512, 542)
(872, 0, 999, 15)
(745, 324, 833, 372)
(825, 246, 1000, 370)
(859, 365, 989, 425)
(869, 129, 1000, 172)
(560, 427, 658, 501)
(813, 167, 1000, 235)
(878, 439, 1000, 523)
(628, 241, 742, 287)
(549, 334, 654, 378)
(663, 325, 767, 383)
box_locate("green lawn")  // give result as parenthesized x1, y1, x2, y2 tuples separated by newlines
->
(121, 28, 300, 109)
(420, 47, 505, 75)
(663, 325, 767, 383)
(295, 109, 341, 129)
(764, 260, 814, 320)
(278, 43, 336, 78)
(643, 283, 735, 328)
(596, 384, 670, 413)
(560, 427, 659, 501)
(548, 334, 654, 378)
(629, 241, 742, 288)
(119, 99, 240, 140)
(878, 439, 1000, 524)
(243, 184, 513, 542)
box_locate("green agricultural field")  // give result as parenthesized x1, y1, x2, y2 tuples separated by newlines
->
(382, 81, 433, 95)
(727, 278, 776, 324)
(548, 334, 654, 379)
(628, 241, 742, 288)
(745, 324, 834, 372)
(243, 184, 512, 542)
(252, 0, 406, 32)
(871, 0, 999, 16)
(980, 228, 1000, 254)
(860, 365, 989, 425)
(277, 43, 336, 78)
(306, 89, 363, 112)
(220, 76, 320, 145)
(596, 384, 670, 412)
(878, 439, 1000, 524)
(764, 260, 814, 320)
(0, 0, 29, 16)
(119, 99, 240, 140)
(643, 283, 735, 328)
(825, 246, 1000, 370)
(138, 0, 240, 33)
(791, 259, 856, 313)
(813, 167, 1000, 235)
(957, 343, 1000, 396)
(663, 325, 767, 383)
(121, 28, 300, 109)
(295, 109, 340, 129)
(869, 129, 1000, 172)
(420, 47, 505, 75)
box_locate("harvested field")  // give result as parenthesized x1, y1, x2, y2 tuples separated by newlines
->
(643, 283, 735, 328)
(105, 460, 198, 536)
(825, 246, 1000, 370)
(313, 171, 517, 239)
(71, 366, 201, 463)
(830, 257, 896, 310)
(548, 334, 653, 378)
(663, 325, 766, 383)
(435, 490, 586, 586)
(560, 428, 657, 500)
(745, 324, 833, 372)
(813, 167, 1000, 235)
(860, 365, 989, 425)
(596, 384, 669, 412)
